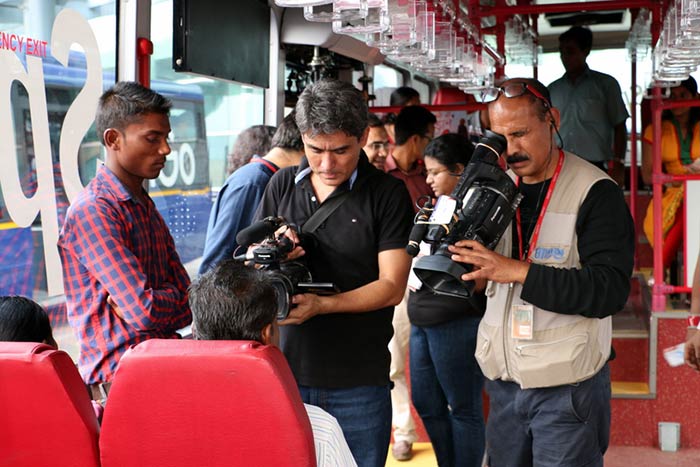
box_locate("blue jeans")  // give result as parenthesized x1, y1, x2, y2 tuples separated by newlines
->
(485, 364, 611, 467)
(409, 316, 485, 467)
(298, 385, 391, 467)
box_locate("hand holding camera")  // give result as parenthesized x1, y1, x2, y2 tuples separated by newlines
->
(408, 130, 523, 298)
(235, 217, 338, 321)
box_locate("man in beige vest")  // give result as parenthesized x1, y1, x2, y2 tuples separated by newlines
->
(449, 78, 634, 467)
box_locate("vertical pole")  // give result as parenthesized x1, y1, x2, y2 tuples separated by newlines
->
(495, 0, 506, 79)
(651, 85, 666, 312)
(531, 13, 538, 80)
(630, 59, 638, 268)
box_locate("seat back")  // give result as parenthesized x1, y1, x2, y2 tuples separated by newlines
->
(100, 339, 316, 467)
(0, 342, 100, 467)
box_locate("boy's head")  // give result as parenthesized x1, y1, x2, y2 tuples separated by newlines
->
(97, 82, 174, 182)
(96, 81, 172, 146)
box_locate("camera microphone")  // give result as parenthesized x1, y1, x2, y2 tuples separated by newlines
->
(406, 200, 433, 257)
(236, 216, 285, 248)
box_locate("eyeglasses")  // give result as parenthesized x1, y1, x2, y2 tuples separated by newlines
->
(480, 82, 551, 109)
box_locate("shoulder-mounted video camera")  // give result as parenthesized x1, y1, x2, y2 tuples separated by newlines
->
(235, 217, 338, 320)
(407, 130, 523, 299)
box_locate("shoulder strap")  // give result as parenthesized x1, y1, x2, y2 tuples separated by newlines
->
(250, 157, 279, 174)
(302, 191, 350, 234)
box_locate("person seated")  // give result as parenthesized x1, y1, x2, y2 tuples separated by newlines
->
(0, 295, 57, 347)
(188, 260, 357, 467)
(0, 295, 105, 419)
(642, 77, 700, 270)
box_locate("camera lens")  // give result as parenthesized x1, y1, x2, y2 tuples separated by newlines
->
(269, 275, 293, 320)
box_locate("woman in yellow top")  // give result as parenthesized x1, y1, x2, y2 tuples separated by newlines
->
(642, 77, 700, 268)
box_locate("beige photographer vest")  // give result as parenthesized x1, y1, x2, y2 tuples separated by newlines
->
(475, 152, 611, 389)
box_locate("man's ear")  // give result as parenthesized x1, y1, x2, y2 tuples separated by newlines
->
(358, 126, 370, 148)
(261, 323, 274, 345)
(549, 107, 561, 130)
(103, 128, 121, 151)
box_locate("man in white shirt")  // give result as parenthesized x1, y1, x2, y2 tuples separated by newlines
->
(189, 259, 357, 467)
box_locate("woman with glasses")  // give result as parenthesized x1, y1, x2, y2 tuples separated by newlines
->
(641, 77, 700, 270)
(406, 133, 486, 467)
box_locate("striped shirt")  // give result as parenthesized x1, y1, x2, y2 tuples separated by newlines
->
(304, 404, 357, 467)
(58, 165, 191, 384)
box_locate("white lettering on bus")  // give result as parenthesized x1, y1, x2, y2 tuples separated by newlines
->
(52, 9, 103, 203)
(154, 142, 197, 189)
(0, 9, 101, 296)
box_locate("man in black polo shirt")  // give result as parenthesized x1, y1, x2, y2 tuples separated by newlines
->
(254, 79, 414, 467)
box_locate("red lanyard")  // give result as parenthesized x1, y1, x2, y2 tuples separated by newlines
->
(516, 150, 565, 262)
(250, 157, 278, 173)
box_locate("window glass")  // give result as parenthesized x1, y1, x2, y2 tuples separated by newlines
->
(151, 0, 265, 191)
(0, 0, 117, 358)
(411, 78, 431, 105)
(149, 0, 265, 279)
(373, 64, 403, 106)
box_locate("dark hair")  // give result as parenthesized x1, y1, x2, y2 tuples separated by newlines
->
(227, 125, 277, 174)
(189, 260, 277, 342)
(96, 81, 172, 145)
(423, 133, 474, 172)
(394, 106, 437, 145)
(559, 26, 593, 52)
(271, 112, 303, 152)
(295, 79, 368, 139)
(368, 113, 384, 128)
(662, 76, 700, 136)
(0, 296, 53, 343)
(390, 86, 421, 107)
(382, 113, 397, 125)
(496, 78, 552, 121)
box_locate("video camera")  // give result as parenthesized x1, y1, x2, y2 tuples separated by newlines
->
(408, 130, 523, 299)
(235, 217, 337, 320)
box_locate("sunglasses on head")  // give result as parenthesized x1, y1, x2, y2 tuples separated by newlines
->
(480, 82, 551, 109)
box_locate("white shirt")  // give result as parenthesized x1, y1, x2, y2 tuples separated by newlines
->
(304, 404, 357, 467)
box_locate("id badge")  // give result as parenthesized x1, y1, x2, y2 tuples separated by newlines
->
(511, 304, 534, 340)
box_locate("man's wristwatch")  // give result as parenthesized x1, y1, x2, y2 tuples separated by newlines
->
(688, 315, 700, 328)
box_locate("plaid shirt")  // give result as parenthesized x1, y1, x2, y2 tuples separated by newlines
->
(58, 165, 191, 384)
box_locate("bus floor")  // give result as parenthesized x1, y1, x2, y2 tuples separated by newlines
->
(384, 443, 700, 466)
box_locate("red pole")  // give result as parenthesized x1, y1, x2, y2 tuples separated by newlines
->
(630, 59, 638, 269)
(137, 37, 153, 88)
(651, 85, 666, 312)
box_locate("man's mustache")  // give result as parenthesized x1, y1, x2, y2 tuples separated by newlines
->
(506, 154, 529, 164)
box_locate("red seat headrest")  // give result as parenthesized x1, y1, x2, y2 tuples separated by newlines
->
(100, 339, 316, 467)
(0, 342, 100, 467)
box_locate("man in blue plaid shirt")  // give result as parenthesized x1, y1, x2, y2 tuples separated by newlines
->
(58, 82, 191, 397)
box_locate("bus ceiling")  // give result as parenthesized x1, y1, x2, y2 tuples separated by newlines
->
(274, 0, 664, 81)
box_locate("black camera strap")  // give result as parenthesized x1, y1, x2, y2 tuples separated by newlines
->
(302, 191, 350, 234)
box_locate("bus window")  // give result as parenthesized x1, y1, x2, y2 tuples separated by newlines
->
(374, 64, 405, 106)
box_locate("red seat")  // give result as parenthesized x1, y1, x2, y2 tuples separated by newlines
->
(99, 339, 316, 467)
(0, 342, 100, 467)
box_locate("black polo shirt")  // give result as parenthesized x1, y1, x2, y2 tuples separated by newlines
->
(254, 152, 414, 387)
